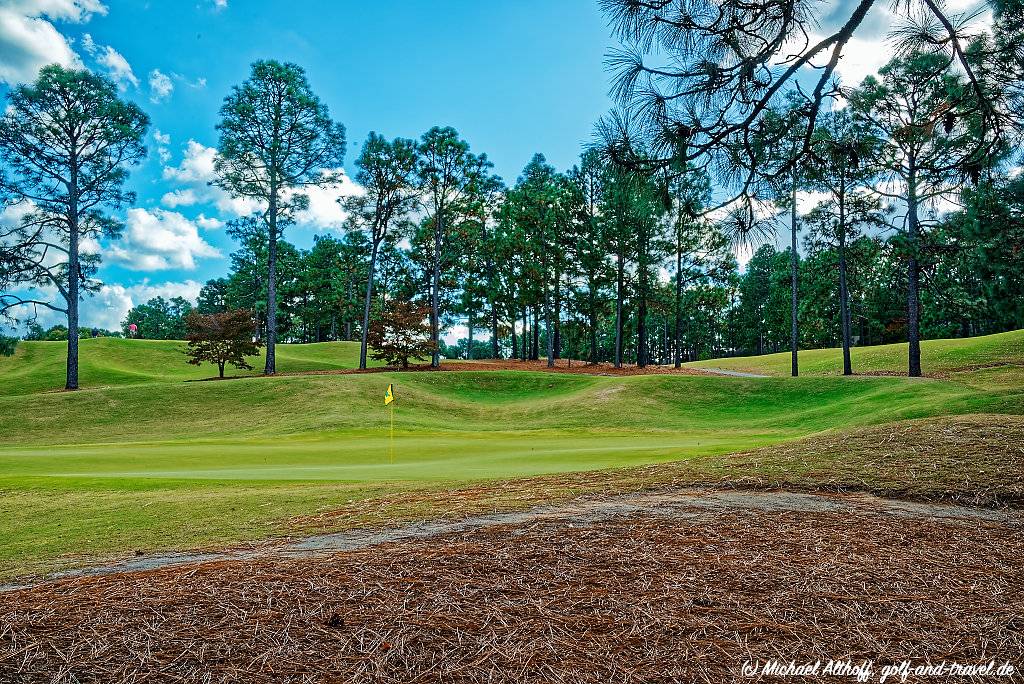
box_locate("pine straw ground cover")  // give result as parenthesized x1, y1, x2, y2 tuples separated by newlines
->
(1, 506, 1022, 683)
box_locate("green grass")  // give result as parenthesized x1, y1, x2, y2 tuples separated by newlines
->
(685, 329, 1024, 377)
(0, 337, 378, 397)
(1, 331, 1023, 580)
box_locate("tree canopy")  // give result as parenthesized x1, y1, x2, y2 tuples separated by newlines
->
(0, 64, 148, 389)
(214, 59, 346, 375)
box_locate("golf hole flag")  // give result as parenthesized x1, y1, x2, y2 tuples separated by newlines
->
(384, 383, 395, 406)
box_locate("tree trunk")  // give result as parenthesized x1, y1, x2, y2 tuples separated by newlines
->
(345, 274, 353, 340)
(219, 361, 225, 378)
(544, 282, 554, 368)
(530, 307, 538, 361)
(838, 186, 853, 376)
(491, 303, 499, 359)
(588, 277, 598, 363)
(552, 270, 561, 360)
(906, 162, 922, 377)
(637, 238, 649, 368)
(431, 210, 443, 368)
(66, 198, 80, 391)
(265, 189, 278, 375)
(790, 170, 799, 377)
(637, 297, 648, 368)
(838, 239, 853, 376)
(522, 306, 528, 361)
(359, 239, 380, 370)
(467, 307, 474, 360)
(674, 235, 683, 369)
(614, 255, 624, 369)
(511, 312, 518, 360)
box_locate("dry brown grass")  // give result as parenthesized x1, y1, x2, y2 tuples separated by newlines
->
(1, 506, 1021, 683)
(698, 412, 1024, 507)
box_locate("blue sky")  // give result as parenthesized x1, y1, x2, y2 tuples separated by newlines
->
(1, 0, 616, 330)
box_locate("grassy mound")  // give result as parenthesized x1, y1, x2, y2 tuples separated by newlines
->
(0, 337, 377, 397)
(685, 328, 1024, 377)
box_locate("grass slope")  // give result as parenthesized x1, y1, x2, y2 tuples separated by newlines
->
(0, 337, 378, 397)
(685, 329, 1024, 378)
(1, 331, 1022, 579)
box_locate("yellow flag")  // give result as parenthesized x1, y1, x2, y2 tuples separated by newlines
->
(384, 383, 395, 406)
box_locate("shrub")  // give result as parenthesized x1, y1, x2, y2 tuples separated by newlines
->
(184, 309, 262, 378)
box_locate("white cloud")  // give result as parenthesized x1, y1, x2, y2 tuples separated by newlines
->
(796, 190, 832, 213)
(162, 139, 216, 184)
(195, 214, 223, 230)
(80, 235, 101, 254)
(0, 1, 106, 85)
(160, 188, 198, 208)
(291, 168, 363, 231)
(148, 68, 173, 103)
(96, 43, 137, 90)
(89, 279, 203, 330)
(80, 31, 97, 55)
(443, 324, 469, 346)
(160, 140, 257, 215)
(212, 0, 228, 10)
(169, 72, 207, 89)
(735, 243, 754, 271)
(108, 208, 220, 271)
(159, 141, 362, 228)
(153, 129, 171, 163)
(832, 35, 893, 90)
(809, 0, 996, 92)
(0, 199, 35, 228)
(7, 1, 106, 22)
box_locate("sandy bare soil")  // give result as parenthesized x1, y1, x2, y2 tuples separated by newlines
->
(2, 489, 1021, 683)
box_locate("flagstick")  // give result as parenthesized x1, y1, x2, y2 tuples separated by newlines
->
(389, 402, 394, 464)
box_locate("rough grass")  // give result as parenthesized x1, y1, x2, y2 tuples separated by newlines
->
(685, 328, 1024, 377)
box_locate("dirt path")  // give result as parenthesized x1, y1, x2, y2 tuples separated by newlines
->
(5, 488, 1015, 592)
(690, 367, 770, 378)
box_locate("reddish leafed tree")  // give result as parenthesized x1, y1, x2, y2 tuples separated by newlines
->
(185, 309, 262, 378)
(367, 300, 436, 370)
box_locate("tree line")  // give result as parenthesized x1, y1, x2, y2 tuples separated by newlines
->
(2, 1, 1022, 387)
(183, 49, 1022, 376)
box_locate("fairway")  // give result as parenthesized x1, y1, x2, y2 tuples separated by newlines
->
(2, 332, 1024, 580)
